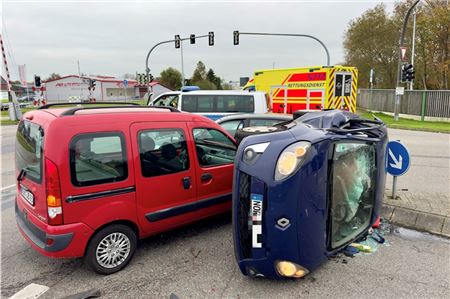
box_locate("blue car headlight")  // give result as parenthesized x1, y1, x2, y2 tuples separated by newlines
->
(242, 142, 270, 165)
(274, 141, 311, 181)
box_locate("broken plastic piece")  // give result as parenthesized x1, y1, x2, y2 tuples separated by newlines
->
(370, 231, 385, 244)
(372, 216, 381, 228)
(350, 243, 371, 253)
(343, 245, 359, 257)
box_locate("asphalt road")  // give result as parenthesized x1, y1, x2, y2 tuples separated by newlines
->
(386, 129, 450, 196)
(1, 191, 449, 298)
(1, 125, 449, 298)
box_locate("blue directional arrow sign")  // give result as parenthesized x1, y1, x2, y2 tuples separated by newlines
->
(123, 79, 128, 88)
(386, 141, 410, 176)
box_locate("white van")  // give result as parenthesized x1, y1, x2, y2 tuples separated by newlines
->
(149, 90, 269, 120)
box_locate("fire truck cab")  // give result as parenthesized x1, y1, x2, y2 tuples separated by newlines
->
(245, 65, 358, 114)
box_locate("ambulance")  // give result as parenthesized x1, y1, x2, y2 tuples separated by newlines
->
(244, 65, 358, 113)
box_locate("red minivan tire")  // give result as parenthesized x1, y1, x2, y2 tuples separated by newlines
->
(85, 224, 137, 275)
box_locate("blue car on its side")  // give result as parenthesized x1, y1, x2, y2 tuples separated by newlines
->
(232, 110, 388, 279)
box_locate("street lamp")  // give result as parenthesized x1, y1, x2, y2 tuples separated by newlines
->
(233, 31, 331, 66)
(394, 0, 420, 121)
(144, 33, 211, 98)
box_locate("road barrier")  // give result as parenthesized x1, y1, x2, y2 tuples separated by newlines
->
(358, 89, 450, 121)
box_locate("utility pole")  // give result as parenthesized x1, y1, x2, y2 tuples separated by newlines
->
(410, 11, 417, 90)
(394, 0, 420, 121)
(180, 41, 185, 87)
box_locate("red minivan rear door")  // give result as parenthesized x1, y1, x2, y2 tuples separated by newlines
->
(130, 122, 199, 235)
(15, 120, 47, 222)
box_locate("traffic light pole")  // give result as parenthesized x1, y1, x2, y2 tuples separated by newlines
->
(145, 34, 209, 97)
(394, 0, 420, 121)
(237, 32, 330, 66)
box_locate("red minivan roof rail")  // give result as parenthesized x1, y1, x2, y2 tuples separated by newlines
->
(37, 102, 180, 116)
(38, 102, 140, 110)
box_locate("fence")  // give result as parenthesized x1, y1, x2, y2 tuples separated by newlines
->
(357, 89, 450, 120)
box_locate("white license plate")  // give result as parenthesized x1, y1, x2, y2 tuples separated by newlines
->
(250, 193, 263, 248)
(20, 185, 34, 206)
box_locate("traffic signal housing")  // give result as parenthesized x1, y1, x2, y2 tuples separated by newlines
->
(175, 35, 181, 49)
(208, 32, 214, 46)
(34, 75, 41, 88)
(406, 64, 415, 81)
(190, 34, 195, 44)
(233, 31, 239, 45)
(401, 63, 415, 83)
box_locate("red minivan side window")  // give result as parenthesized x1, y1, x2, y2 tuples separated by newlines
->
(69, 132, 128, 187)
(192, 128, 236, 167)
(16, 120, 44, 184)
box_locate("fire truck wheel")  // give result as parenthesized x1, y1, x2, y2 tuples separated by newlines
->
(235, 126, 284, 145)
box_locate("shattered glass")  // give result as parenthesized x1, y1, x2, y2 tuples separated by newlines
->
(331, 143, 376, 248)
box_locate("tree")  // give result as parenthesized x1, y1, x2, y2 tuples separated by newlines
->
(343, 1, 449, 89)
(413, 1, 449, 89)
(343, 4, 398, 89)
(159, 67, 182, 90)
(206, 68, 223, 89)
(194, 80, 217, 90)
(191, 61, 207, 83)
(45, 73, 61, 81)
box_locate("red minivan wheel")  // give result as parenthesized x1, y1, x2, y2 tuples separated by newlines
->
(86, 224, 137, 275)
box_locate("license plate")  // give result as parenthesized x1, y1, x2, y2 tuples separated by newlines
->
(250, 193, 263, 248)
(20, 185, 35, 206)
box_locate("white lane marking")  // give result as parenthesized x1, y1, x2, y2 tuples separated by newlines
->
(1, 184, 16, 192)
(9, 283, 49, 299)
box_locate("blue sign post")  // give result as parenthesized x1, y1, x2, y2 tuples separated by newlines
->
(387, 140, 410, 198)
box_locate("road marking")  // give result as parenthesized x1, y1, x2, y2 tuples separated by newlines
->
(1, 184, 15, 192)
(9, 283, 49, 299)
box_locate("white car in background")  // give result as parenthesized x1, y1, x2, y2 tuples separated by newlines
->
(149, 89, 269, 121)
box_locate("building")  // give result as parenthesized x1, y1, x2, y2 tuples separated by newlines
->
(43, 75, 172, 103)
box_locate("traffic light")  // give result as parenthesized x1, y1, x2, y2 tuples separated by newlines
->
(233, 30, 239, 45)
(405, 64, 415, 81)
(149, 74, 154, 83)
(136, 73, 141, 85)
(175, 35, 181, 49)
(34, 75, 41, 88)
(208, 32, 214, 46)
(89, 79, 96, 89)
(190, 34, 195, 44)
(401, 63, 415, 82)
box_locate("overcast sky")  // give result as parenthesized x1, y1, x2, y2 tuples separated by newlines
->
(2, 0, 396, 82)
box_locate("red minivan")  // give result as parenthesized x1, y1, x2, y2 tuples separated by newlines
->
(15, 104, 237, 274)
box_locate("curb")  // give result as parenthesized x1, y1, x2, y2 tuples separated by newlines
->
(382, 203, 450, 238)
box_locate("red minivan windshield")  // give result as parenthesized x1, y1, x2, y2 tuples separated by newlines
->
(16, 120, 44, 183)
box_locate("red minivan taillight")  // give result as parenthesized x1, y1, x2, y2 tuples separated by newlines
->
(45, 158, 63, 225)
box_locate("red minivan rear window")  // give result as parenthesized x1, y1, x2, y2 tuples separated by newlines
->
(16, 120, 44, 183)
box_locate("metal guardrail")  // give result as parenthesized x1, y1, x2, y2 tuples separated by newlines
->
(357, 89, 450, 120)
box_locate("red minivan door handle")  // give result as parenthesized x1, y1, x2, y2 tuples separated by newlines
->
(201, 173, 213, 182)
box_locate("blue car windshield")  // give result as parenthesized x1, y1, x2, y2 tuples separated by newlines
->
(330, 143, 376, 249)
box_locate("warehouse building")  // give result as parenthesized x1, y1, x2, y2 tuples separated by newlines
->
(43, 75, 172, 102)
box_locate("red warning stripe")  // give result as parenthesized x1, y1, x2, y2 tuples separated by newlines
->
(275, 89, 307, 98)
(288, 72, 326, 82)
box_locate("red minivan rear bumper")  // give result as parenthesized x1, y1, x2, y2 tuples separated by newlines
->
(15, 197, 94, 258)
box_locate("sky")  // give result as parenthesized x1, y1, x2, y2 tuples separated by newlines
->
(2, 0, 396, 83)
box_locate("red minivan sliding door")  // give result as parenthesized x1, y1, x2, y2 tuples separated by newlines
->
(130, 122, 198, 235)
